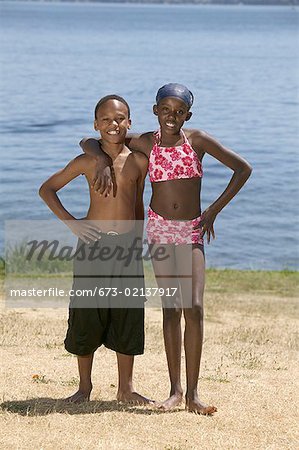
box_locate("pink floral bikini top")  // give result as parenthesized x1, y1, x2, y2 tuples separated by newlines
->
(148, 129, 203, 183)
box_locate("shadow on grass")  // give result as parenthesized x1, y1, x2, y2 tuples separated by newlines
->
(1, 397, 179, 416)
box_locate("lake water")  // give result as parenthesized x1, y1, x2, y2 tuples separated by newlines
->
(0, 1, 298, 269)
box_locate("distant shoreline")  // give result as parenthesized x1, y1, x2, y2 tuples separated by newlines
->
(3, 0, 298, 6)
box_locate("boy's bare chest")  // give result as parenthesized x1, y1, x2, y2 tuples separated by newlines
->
(111, 155, 138, 185)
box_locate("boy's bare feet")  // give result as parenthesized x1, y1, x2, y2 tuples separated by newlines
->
(117, 390, 154, 405)
(185, 396, 217, 415)
(155, 392, 183, 411)
(65, 388, 92, 403)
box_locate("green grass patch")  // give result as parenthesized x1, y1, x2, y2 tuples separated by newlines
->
(1, 252, 298, 297)
(0, 257, 5, 278)
(205, 268, 299, 297)
(5, 242, 73, 275)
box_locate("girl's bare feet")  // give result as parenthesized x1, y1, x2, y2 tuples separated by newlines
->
(155, 391, 183, 411)
(185, 396, 217, 415)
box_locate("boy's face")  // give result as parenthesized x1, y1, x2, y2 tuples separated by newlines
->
(94, 99, 131, 144)
(153, 97, 192, 135)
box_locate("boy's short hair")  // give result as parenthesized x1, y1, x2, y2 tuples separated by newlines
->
(94, 95, 130, 119)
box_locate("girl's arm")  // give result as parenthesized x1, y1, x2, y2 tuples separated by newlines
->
(79, 138, 113, 196)
(79, 133, 152, 195)
(192, 130, 252, 243)
(39, 155, 100, 242)
(80, 134, 142, 157)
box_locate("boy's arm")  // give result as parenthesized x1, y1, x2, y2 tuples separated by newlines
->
(191, 130, 252, 243)
(39, 155, 101, 243)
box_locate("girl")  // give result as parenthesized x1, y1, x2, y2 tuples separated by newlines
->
(81, 83, 252, 414)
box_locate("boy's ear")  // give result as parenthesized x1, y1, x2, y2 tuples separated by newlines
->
(94, 119, 98, 131)
(128, 118, 132, 129)
(153, 104, 158, 116)
(185, 111, 192, 121)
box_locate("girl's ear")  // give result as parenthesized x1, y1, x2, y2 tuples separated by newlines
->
(153, 104, 158, 116)
(185, 111, 192, 122)
(94, 120, 98, 131)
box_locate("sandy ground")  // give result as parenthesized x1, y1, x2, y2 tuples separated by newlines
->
(0, 291, 298, 450)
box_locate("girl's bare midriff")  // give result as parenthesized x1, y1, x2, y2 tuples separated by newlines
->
(150, 177, 202, 220)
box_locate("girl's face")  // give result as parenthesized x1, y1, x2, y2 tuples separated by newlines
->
(153, 97, 192, 134)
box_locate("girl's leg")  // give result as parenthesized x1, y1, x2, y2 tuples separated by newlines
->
(65, 353, 94, 403)
(175, 244, 217, 414)
(151, 244, 183, 410)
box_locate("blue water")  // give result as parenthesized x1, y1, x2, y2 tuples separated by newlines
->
(0, 2, 298, 269)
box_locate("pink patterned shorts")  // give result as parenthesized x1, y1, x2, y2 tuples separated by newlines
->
(146, 207, 204, 245)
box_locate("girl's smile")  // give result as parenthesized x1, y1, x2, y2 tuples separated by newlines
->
(153, 96, 192, 133)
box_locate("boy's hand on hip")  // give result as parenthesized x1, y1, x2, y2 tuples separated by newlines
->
(65, 219, 102, 244)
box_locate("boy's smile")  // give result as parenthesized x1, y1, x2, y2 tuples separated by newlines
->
(94, 99, 131, 144)
(153, 97, 192, 135)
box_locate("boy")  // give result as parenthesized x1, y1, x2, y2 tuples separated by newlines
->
(39, 95, 150, 404)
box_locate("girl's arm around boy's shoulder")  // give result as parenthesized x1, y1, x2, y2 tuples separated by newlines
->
(187, 128, 252, 174)
(79, 132, 153, 196)
(80, 132, 154, 158)
(127, 132, 153, 157)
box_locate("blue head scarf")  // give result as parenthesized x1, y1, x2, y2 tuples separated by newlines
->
(156, 83, 194, 109)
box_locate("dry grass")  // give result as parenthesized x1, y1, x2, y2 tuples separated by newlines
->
(0, 282, 298, 449)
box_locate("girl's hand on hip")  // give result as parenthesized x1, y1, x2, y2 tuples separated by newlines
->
(196, 207, 218, 244)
